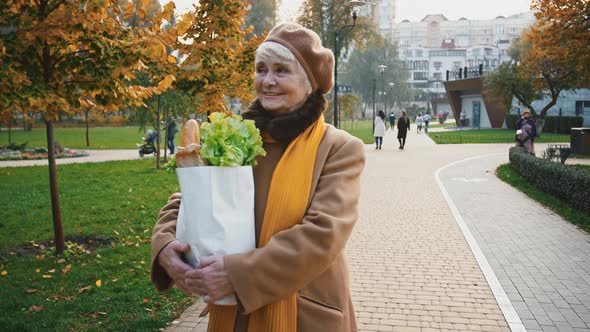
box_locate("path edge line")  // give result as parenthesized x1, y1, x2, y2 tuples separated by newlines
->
(435, 153, 526, 332)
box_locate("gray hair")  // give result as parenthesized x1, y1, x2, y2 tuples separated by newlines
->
(256, 42, 312, 92)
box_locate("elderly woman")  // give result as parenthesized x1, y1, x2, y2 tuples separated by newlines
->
(151, 23, 366, 331)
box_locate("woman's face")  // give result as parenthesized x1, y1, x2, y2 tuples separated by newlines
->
(254, 55, 311, 114)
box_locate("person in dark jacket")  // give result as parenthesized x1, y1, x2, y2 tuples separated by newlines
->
(397, 110, 410, 150)
(515, 109, 537, 155)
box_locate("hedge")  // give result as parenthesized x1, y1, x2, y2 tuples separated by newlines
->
(506, 115, 583, 134)
(509, 147, 590, 214)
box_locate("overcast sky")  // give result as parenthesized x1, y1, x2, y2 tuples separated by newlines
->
(165, 0, 533, 22)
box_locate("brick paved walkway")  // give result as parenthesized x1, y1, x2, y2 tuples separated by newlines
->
(440, 154, 590, 332)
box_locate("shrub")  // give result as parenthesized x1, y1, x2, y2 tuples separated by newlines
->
(509, 147, 590, 214)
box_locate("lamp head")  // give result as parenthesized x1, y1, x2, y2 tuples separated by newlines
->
(378, 64, 387, 75)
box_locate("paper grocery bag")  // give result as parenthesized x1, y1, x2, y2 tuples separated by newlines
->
(176, 166, 256, 305)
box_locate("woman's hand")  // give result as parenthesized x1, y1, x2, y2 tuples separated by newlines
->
(185, 255, 235, 304)
(157, 240, 194, 295)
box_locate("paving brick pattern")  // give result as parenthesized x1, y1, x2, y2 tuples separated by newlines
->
(440, 154, 590, 332)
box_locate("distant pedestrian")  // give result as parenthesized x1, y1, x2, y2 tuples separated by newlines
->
(374, 110, 386, 150)
(165, 116, 177, 155)
(515, 109, 537, 155)
(397, 110, 410, 150)
(423, 113, 431, 133)
(415, 113, 423, 133)
(389, 112, 396, 130)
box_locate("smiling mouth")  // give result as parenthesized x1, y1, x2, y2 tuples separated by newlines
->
(263, 92, 282, 96)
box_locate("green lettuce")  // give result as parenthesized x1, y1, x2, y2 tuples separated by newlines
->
(200, 112, 266, 166)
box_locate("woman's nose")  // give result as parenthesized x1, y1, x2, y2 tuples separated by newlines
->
(263, 72, 277, 86)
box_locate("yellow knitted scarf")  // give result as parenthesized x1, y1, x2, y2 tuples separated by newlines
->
(207, 115, 326, 332)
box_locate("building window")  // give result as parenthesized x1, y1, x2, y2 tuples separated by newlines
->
(413, 72, 428, 80)
(453, 61, 462, 69)
(404, 49, 413, 57)
(416, 50, 423, 57)
(433, 72, 442, 80)
(434, 62, 442, 70)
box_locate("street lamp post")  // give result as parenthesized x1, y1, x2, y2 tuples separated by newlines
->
(388, 82, 395, 114)
(333, 0, 366, 129)
(372, 64, 386, 133)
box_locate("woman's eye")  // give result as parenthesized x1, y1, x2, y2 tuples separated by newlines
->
(277, 67, 288, 74)
(256, 67, 266, 74)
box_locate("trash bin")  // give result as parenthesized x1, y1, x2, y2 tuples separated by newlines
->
(570, 127, 590, 155)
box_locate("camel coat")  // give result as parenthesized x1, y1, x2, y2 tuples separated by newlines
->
(151, 124, 366, 331)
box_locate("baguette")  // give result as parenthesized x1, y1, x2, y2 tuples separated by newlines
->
(176, 119, 207, 167)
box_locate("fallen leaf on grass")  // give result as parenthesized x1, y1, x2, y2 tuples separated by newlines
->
(35, 268, 40, 273)
(48, 269, 55, 273)
(62, 264, 72, 274)
(56, 258, 66, 264)
(1, 270, 7, 276)
(142, 298, 150, 304)
(28, 305, 43, 312)
(42, 274, 52, 279)
(78, 285, 92, 294)
(89, 312, 107, 318)
(95, 280, 102, 287)
(25, 289, 38, 294)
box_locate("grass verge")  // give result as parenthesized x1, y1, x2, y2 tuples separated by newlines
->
(0, 159, 193, 331)
(429, 129, 570, 144)
(496, 163, 590, 232)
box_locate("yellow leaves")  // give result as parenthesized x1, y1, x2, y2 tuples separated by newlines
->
(42, 274, 52, 279)
(62, 264, 72, 275)
(157, 75, 176, 92)
(25, 289, 38, 294)
(146, 45, 168, 62)
(96, 280, 102, 287)
(35, 268, 40, 273)
(176, 17, 192, 36)
(167, 55, 177, 64)
(1, 270, 7, 276)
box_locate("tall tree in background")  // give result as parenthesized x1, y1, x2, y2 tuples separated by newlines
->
(245, 0, 276, 36)
(344, 39, 411, 118)
(177, 0, 263, 112)
(485, 24, 579, 130)
(297, 0, 378, 55)
(530, 0, 590, 87)
(0, 0, 176, 254)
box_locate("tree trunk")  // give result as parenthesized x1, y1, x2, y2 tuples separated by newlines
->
(45, 119, 65, 255)
(163, 105, 168, 162)
(156, 96, 161, 169)
(85, 109, 90, 147)
(8, 116, 11, 144)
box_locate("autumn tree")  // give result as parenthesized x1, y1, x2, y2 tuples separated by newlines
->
(0, 0, 176, 254)
(245, 0, 276, 36)
(176, 0, 264, 113)
(485, 27, 578, 131)
(530, 0, 590, 86)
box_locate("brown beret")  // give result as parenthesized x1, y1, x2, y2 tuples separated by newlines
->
(264, 22, 335, 94)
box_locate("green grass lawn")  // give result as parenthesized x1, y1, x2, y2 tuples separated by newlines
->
(496, 163, 590, 232)
(429, 129, 570, 144)
(339, 119, 374, 144)
(0, 160, 194, 331)
(0, 127, 180, 150)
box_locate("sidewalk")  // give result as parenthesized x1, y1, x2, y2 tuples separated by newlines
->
(0, 149, 164, 168)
